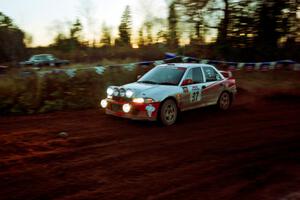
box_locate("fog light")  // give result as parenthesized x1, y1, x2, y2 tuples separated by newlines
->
(100, 99, 108, 108)
(122, 103, 131, 113)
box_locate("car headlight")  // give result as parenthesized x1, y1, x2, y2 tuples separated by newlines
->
(126, 89, 134, 98)
(106, 87, 114, 96)
(132, 98, 153, 104)
(133, 98, 144, 103)
(122, 104, 131, 113)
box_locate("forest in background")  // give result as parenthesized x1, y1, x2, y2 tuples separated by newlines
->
(0, 0, 299, 65)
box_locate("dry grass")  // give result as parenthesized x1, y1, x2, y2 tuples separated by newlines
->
(234, 70, 300, 93)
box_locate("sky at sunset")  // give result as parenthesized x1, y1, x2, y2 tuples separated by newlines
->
(0, 0, 168, 46)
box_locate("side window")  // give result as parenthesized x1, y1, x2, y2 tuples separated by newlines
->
(203, 67, 221, 82)
(184, 68, 204, 84)
(192, 67, 203, 83)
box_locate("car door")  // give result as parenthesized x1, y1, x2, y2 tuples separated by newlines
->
(180, 67, 207, 110)
(201, 66, 224, 105)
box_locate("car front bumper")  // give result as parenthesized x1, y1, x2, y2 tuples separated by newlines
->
(103, 99, 160, 121)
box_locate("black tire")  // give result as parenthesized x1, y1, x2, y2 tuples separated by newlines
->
(217, 92, 231, 111)
(158, 99, 178, 126)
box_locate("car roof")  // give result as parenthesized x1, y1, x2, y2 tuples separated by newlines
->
(159, 63, 214, 69)
(33, 54, 53, 57)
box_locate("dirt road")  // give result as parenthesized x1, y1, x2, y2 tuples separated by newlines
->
(0, 91, 300, 200)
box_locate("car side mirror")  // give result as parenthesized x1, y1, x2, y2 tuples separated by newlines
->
(181, 79, 193, 86)
(137, 75, 142, 80)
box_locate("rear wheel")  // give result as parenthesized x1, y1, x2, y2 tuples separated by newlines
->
(217, 92, 231, 110)
(159, 99, 178, 126)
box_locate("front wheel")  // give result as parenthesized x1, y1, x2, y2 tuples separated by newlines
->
(158, 99, 178, 126)
(217, 92, 231, 110)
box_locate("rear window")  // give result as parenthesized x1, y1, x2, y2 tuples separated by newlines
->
(203, 67, 222, 82)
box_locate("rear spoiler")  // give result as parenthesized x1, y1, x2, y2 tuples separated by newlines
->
(220, 71, 233, 78)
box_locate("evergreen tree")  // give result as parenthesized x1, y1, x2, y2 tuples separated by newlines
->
(117, 5, 132, 46)
(70, 19, 83, 40)
(144, 21, 153, 45)
(167, 2, 179, 48)
(138, 27, 145, 47)
(100, 23, 112, 47)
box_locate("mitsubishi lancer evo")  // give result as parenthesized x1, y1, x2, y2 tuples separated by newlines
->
(100, 63, 237, 125)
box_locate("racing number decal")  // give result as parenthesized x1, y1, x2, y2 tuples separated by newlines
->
(190, 86, 201, 102)
(192, 91, 200, 102)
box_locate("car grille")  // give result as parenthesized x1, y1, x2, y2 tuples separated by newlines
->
(112, 96, 130, 102)
(110, 103, 123, 112)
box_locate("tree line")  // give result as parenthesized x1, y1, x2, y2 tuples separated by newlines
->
(0, 0, 299, 64)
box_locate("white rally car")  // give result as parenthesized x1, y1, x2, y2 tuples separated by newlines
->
(100, 63, 237, 125)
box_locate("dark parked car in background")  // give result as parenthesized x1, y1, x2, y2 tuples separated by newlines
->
(19, 54, 70, 67)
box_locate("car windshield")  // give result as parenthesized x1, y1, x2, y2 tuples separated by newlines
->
(138, 66, 186, 85)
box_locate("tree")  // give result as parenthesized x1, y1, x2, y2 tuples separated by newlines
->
(138, 27, 145, 47)
(284, 0, 299, 48)
(255, 0, 291, 50)
(0, 12, 26, 62)
(138, 0, 168, 46)
(24, 33, 33, 47)
(144, 21, 153, 45)
(70, 19, 83, 40)
(225, 0, 258, 47)
(116, 5, 132, 46)
(216, 0, 230, 45)
(78, 0, 97, 46)
(167, 2, 179, 48)
(179, 0, 210, 43)
(100, 23, 112, 47)
(52, 19, 83, 51)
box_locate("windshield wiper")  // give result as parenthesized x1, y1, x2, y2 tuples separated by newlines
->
(158, 82, 177, 85)
(137, 80, 159, 84)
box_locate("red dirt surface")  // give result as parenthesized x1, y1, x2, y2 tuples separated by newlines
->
(1, 89, 300, 200)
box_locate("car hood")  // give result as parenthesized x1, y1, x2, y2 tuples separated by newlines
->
(123, 82, 158, 93)
(122, 82, 177, 99)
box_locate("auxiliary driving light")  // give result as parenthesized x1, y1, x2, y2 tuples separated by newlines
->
(125, 89, 134, 98)
(106, 87, 114, 96)
(113, 88, 119, 96)
(100, 99, 108, 108)
(122, 104, 131, 113)
(119, 88, 126, 97)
